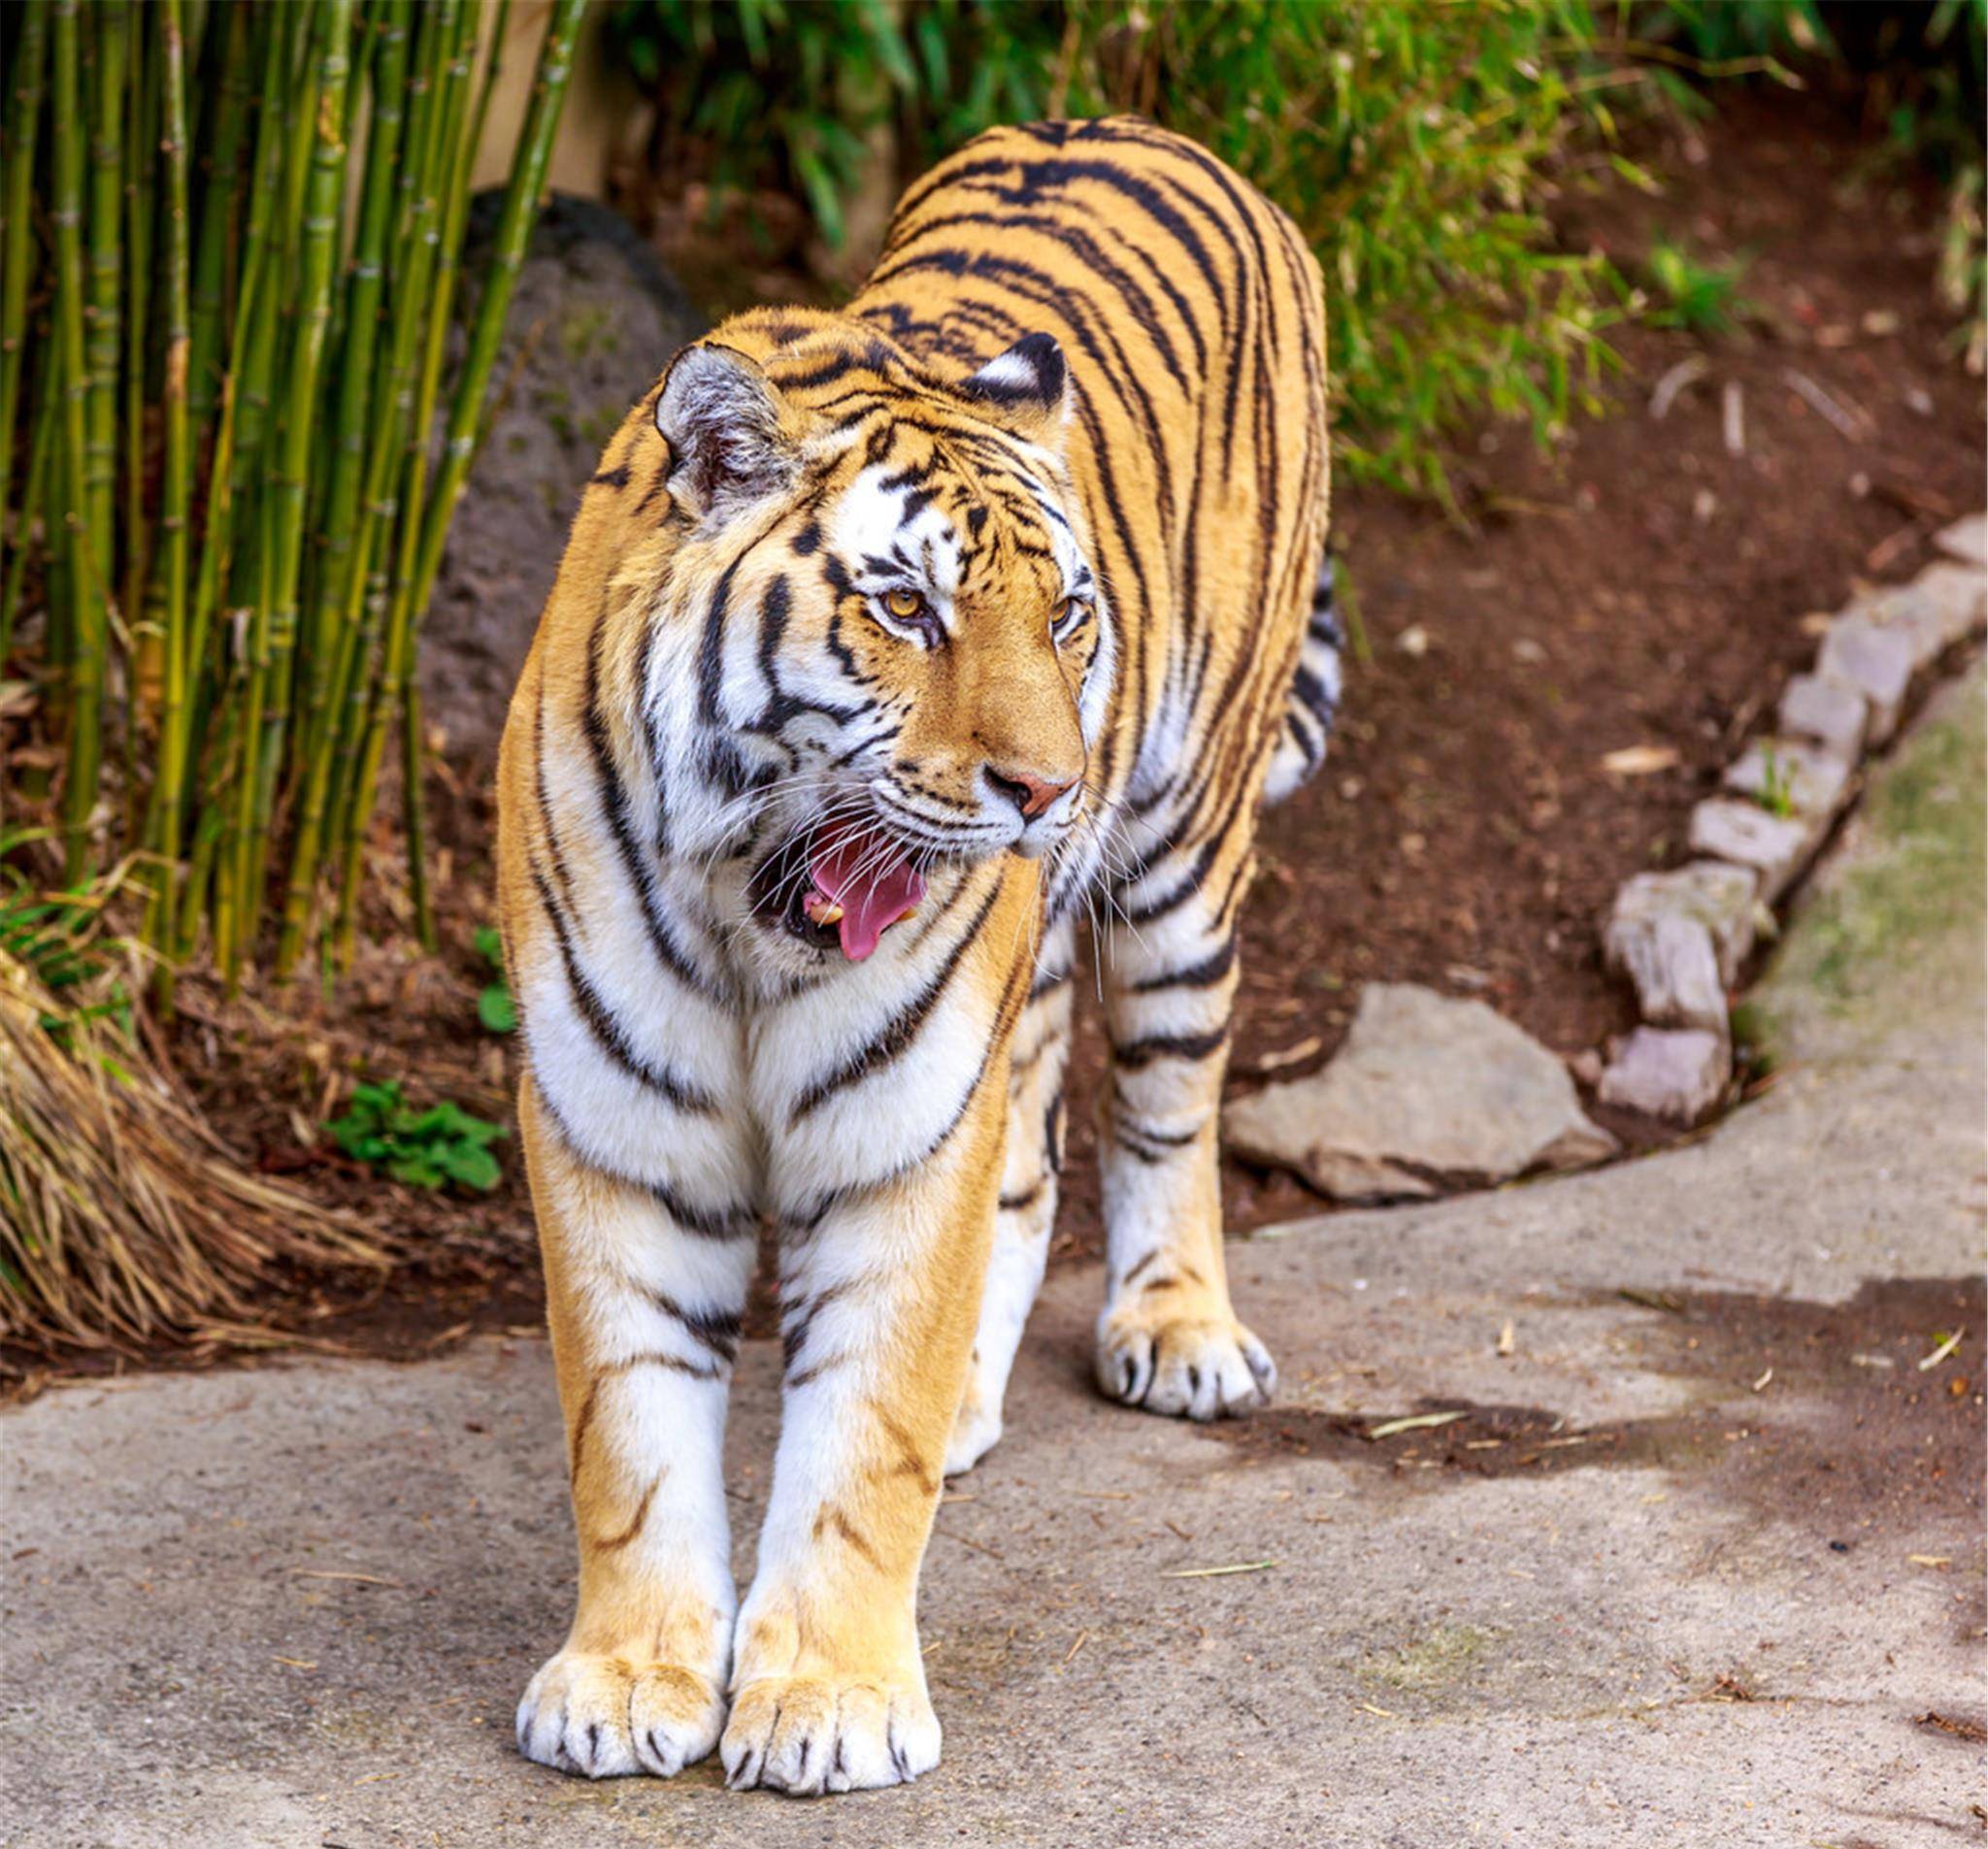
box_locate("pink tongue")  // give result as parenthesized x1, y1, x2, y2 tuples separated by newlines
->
(809, 820, 926, 962)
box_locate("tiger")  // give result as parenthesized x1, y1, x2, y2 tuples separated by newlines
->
(494, 116, 1338, 1796)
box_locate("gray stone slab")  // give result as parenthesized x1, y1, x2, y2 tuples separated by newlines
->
(1223, 981, 1615, 1200)
(1604, 911, 1728, 1033)
(1596, 1024, 1731, 1121)
(1843, 564, 1986, 674)
(1606, 860, 1759, 987)
(1816, 613, 1914, 741)
(1686, 796, 1815, 904)
(1775, 671, 1866, 758)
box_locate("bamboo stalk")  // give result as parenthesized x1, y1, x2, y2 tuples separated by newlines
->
(1, 371, 56, 676)
(238, 0, 354, 963)
(83, 1, 128, 620)
(120, 0, 154, 677)
(183, 1, 253, 456)
(147, 0, 192, 938)
(51, 1, 103, 885)
(0, 4, 49, 543)
(275, 0, 413, 977)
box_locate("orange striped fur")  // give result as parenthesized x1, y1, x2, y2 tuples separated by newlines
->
(496, 118, 1335, 1794)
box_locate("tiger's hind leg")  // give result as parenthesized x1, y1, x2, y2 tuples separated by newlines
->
(944, 917, 1076, 1475)
(1093, 827, 1275, 1420)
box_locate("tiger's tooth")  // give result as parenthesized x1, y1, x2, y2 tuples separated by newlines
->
(804, 894, 844, 927)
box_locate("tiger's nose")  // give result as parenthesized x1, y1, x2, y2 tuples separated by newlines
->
(986, 767, 1077, 819)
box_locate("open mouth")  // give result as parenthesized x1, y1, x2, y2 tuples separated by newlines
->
(749, 812, 927, 962)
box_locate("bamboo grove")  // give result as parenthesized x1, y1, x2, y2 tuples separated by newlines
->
(0, 0, 585, 985)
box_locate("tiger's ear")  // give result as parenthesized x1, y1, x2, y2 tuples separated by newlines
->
(956, 333, 1070, 446)
(654, 342, 797, 523)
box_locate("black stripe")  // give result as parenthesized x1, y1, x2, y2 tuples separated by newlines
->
(1110, 1027, 1229, 1072)
(789, 878, 1001, 1122)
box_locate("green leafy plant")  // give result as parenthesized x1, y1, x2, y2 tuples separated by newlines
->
(1643, 237, 1753, 335)
(473, 925, 515, 1035)
(326, 1079, 507, 1194)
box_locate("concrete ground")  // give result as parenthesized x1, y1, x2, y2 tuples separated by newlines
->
(5, 671, 1983, 1849)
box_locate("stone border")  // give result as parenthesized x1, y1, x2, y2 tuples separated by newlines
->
(1594, 513, 1986, 1122)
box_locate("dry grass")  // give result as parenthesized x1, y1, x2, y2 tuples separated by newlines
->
(0, 938, 399, 1365)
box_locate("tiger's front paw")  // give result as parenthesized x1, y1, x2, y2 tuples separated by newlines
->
(515, 1648, 726, 1778)
(1096, 1309, 1276, 1421)
(721, 1668, 941, 1796)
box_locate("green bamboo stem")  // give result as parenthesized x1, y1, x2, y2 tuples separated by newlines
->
(1, 370, 55, 673)
(0, 4, 49, 543)
(276, 0, 416, 976)
(83, 1, 128, 618)
(120, 0, 154, 674)
(51, 1, 102, 885)
(387, 0, 583, 952)
(238, 0, 354, 960)
(143, 0, 192, 943)
(330, 0, 476, 963)
(183, 1, 252, 446)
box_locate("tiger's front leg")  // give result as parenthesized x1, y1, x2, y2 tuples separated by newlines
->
(1095, 827, 1276, 1420)
(512, 1081, 757, 1778)
(722, 990, 1012, 1794)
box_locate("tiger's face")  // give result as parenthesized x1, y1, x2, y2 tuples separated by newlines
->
(650, 328, 1114, 963)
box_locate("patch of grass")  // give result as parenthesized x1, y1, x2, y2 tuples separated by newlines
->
(1643, 237, 1753, 336)
(327, 1080, 508, 1194)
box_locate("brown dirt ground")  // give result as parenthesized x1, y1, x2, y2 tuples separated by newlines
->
(7, 86, 1981, 1382)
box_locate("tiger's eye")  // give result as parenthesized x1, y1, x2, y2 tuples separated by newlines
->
(1059, 598, 1089, 629)
(884, 588, 926, 621)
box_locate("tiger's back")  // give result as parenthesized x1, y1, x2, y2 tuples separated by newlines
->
(496, 119, 1336, 1796)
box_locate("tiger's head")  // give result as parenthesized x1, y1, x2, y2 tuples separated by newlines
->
(645, 314, 1113, 963)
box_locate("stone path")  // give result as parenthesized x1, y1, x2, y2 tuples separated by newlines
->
(4, 671, 1981, 1849)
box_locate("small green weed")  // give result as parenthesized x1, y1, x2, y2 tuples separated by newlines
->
(1754, 745, 1796, 818)
(327, 1080, 508, 1194)
(474, 927, 516, 1035)
(1643, 238, 1753, 336)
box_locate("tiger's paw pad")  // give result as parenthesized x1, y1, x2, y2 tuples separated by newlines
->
(721, 1671, 940, 1795)
(1096, 1313, 1276, 1421)
(515, 1650, 725, 1779)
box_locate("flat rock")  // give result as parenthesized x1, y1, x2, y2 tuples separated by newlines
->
(1597, 1026, 1731, 1123)
(1842, 565, 1986, 674)
(1724, 737, 1853, 823)
(1222, 982, 1616, 1201)
(1816, 614, 1914, 742)
(1776, 672, 1867, 758)
(1605, 911, 1727, 1033)
(1933, 511, 1986, 567)
(1606, 860, 1759, 987)
(1687, 796, 1814, 904)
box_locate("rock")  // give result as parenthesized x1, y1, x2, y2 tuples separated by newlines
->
(1843, 565, 1985, 674)
(1606, 912, 1728, 1034)
(421, 194, 707, 763)
(1605, 860, 1759, 987)
(1816, 614, 1914, 743)
(1597, 1027, 1731, 1123)
(1776, 673, 1867, 758)
(1934, 512, 1986, 568)
(1687, 797, 1814, 904)
(1222, 983, 1616, 1202)
(1723, 737, 1853, 823)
